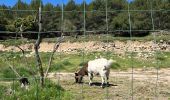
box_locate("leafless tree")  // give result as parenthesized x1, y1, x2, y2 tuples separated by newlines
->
(34, 6, 44, 87)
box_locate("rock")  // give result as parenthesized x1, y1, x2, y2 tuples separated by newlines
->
(160, 39, 164, 43)
(167, 40, 170, 45)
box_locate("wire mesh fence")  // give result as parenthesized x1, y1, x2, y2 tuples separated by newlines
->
(0, 0, 170, 100)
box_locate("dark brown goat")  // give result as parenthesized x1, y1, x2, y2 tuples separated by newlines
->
(19, 77, 30, 89)
(75, 63, 88, 83)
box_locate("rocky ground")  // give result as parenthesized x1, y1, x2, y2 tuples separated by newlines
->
(0, 40, 169, 55)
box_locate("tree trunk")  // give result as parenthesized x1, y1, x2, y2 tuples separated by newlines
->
(34, 6, 44, 87)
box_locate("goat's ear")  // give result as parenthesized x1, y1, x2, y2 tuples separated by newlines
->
(75, 73, 78, 76)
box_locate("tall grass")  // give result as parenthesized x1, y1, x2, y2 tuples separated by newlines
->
(0, 79, 74, 100)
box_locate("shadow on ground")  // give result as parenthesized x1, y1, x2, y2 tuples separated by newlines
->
(80, 82, 118, 88)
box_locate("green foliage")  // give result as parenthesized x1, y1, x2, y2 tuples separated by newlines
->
(17, 67, 31, 77)
(0, 51, 170, 79)
(62, 59, 72, 66)
(0, 17, 8, 31)
(111, 62, 121, 69)
(79, 61, 88, 66)
(0, 0, 169, 37)
(49, 59, 73, 71)
(0, 52, 35, 79)
(14, 15, 37, 31)
(50, 62, 65, 71)
(14, 18, 23, 28)
(64, 19, 77, 31)
(0, 85, 8, 98)
(5, 25, 16, 32)
(64, 0, 77, 11)
(2, 68, 17, 79)
(13, 0, 29, 10)
(0, 67, 32, 79)
(110, 12, 129, 30)
(42, 4, 61, 32)
(0, 80, 73, 100)
(30, 0, 42, 10)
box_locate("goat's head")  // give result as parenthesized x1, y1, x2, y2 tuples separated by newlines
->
(74, 72, 83, 83)
(19, 77, 30, 86)
(19, 77, 30, 90)
(74, 63, 88, 83)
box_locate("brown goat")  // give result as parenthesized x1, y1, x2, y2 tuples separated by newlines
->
(75, 63, 88, 83)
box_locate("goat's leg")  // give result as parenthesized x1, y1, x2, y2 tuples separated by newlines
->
(101, 76, 105, 88)
(106, 70, 110, 86)
(105, 75, 109, 87)
(88, 73, 93, 86)
(106, 76, 109, 85)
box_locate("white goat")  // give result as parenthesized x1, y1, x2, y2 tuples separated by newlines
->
(87, 58, 113, 87)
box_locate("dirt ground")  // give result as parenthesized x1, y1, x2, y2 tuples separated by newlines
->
(47, 68, 170, 100)
(0, 68, 170, 99)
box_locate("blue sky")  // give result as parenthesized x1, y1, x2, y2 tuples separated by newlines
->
(0, 0, 133, 7)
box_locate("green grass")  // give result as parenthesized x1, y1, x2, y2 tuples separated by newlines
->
(0, 38, 34, 47)
(0, 51, 170, 79)
(0, 79, 74, 100)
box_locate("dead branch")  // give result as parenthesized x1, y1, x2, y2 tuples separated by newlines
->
(44, 36, 64, 78)
(16, 46, 36, 76)
(34, 6, 44, 87)
(8, 64, 21, 78)
(34, 33, 44, 87)
(16, 46, 25, 55)
(3, 58, 21, 78)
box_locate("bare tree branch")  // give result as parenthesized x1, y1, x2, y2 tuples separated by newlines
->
(8, 64, 21, 78)
(34, 36, 44, 87)
(16, 46, 25, 55)
(3, 58, 21, 78)
(44, 36, 64, 78)
(34, 6, 44, 87)
(16, 46, 36, 76)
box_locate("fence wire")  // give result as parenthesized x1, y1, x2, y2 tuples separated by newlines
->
(0, 0, 169, 100)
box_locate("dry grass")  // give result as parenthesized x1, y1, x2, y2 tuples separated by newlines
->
(49, 69, 170, 100)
